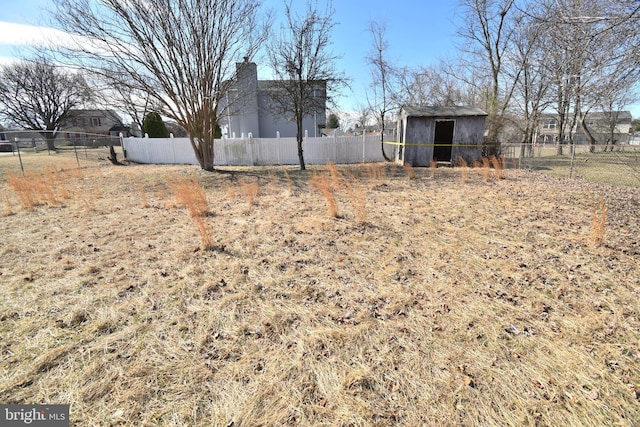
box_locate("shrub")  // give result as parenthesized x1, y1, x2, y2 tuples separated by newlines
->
(141, 112, 169, 138)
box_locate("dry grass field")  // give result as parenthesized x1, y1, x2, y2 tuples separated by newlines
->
(0, 151, 639, 426)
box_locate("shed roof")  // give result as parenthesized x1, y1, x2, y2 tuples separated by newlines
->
(402, 105, 487, 118)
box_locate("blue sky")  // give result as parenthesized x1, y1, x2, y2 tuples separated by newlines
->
(0, 0, 462, 116)
(1, 0, 637, 119)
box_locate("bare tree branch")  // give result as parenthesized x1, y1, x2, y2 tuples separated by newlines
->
(265, 0, 347, 170)
(50, 0, 271, 171)
(0, 57, 93, 150)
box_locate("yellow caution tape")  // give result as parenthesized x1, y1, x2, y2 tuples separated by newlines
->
(383, 141, 480, 147)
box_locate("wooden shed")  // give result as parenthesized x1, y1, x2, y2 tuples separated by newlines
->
(395, 105, 488, 166)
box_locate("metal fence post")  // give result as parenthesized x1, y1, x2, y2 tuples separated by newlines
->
(15, 138, 24, 175)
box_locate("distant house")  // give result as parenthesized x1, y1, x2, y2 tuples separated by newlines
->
(60, 110, 133, 144)
(349, 121, 396, 138)
(396, 105, 488, 166)
(218, 59, 327, 139)
(538, 111, 632, 145)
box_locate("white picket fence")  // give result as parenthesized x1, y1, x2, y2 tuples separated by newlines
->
(121, 135, 396, 166)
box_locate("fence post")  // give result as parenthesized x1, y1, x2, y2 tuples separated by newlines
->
(248, 133, 254, 166)
(14, 138, 24, 175)
(569, 142, 576, 178)
(170, 133, 176, 164)
(119, 133, 126, 159)
(72, 140, 80, 167)
(363, 134, 366, 163)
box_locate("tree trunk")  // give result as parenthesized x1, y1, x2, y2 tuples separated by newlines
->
(296, 115, 306, 170)
(586, 132, 596, 153)
(44, 132, 57, 151)
(107, 145, 121, 165)
(189, 107, 216, 171)
(190, 136, 215, 171)
(381, 138, 391, 162)
(379, 112, 391, 162)
(297, 135, 306, 170)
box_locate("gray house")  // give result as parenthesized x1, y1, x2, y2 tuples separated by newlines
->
(218, 59, 327, 139)
(538, 111, 632, 145)
(396, 105, 487, 166)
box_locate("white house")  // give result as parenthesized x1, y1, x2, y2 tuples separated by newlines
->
(218, 59, 327, 139)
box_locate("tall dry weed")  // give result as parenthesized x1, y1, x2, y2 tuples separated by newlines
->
(170, 176, 209, 217)
(480, 157, 491, 182)
(266, 170, 279, 194)
(2, 193, 14, 216)
(343, 172, 367, 224)
(327, 162, 345, 189)
(457, 157, 469, 183)
(490, 155, 503, 180)
(360, 163, 385, 185)
(51, 167, 71, 200)
(168, 175, 214, 249)
(280, 165, 294, 194)
(430, 158, 437, 178)
(371, 163, 386, 183)
(590, 196, 607, 247)
(239, 179, 259, 206)
(7, 170, 40, 211)
(310, 173, 338, 218)
(313, 164, 368, 223)
(403, 164, 416, 180)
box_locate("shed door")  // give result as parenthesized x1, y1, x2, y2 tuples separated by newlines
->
(434, 120, 454, 162)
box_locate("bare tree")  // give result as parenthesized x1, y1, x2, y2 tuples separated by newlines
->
(366, 20, 399, 161)
(94, 73, 153, 136)
(505, 5, 551, 155)
(535, 0, 640, 154)
(0, 58, 92, 151)
(266, 0, 346, 170)
(398, 60, 483, 108)
(51, 0, 270, 171)
(354, 101, 372, 134)
(459, 0, 518, 154)
(598, 89, 635, 151)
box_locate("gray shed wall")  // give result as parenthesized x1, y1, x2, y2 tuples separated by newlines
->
(401, 115, 485, 166)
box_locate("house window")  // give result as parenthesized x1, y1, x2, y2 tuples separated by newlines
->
(542, 118, 557, 130)
(91, 117, 101, 126)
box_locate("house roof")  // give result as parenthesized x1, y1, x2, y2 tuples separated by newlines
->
(109, 124, 130, 132)
(540, 111, 632, 121)
(401, 105, 488, 118)
(257, 80, 326, 92)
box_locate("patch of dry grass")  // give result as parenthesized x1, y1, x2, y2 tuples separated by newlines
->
(1, 153, 639, 426)
(590, 194, 607, 247)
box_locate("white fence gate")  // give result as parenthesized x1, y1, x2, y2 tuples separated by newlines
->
(121, 135, 395, 166)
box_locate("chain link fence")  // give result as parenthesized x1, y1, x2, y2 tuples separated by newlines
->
(0, 131, 123, 174)
(501, 142, 640, 188)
